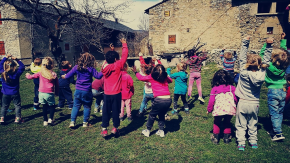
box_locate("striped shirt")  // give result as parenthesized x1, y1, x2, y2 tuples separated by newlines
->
(220, 50, 237, 71)
(186, 53, 207, 73)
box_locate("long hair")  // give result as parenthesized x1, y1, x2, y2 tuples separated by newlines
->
(271, 48, 290, 69)
(77, 52, 96, 71)
(151, 64, 168, 83)
(142, 65, 154, 75)
(245, 54, 265, 71)
(211, 69, 233, 88)
(40, 57, 55, 80)
(1, 59, 17, 84)
(177, 62, 187, 72)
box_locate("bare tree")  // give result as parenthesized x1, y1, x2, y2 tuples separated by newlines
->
(137, 13, 149, 31)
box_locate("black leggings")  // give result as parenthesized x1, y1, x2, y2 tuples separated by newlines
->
(173, 94, 188, 110)
(43, 104, 55, 121)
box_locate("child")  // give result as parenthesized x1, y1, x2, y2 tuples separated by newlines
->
(207, 70, 237, 144)
(233, 72, 240, 86)
(220, 48, 237, 79)
(30, 57, 42, 110)
(0, 54, 25, 124)
(92, 77, 104, 115)
(186, 49, 207, 102)
(167, 62, 189, 114)
(235, 36, 272, 151)
(120, 63, 134, 121)
(101, 38, 128, 137)
(134, 64, 172, 138)
(139, 52, 161, 67)
(57, 61, 75, 109)
(259, 33, 290, 141)
(26, 57, 59, 126)
(62, 53, 103, 128)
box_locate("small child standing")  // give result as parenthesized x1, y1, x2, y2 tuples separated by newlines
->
(220, 48, 237, 79)
(235, 36, 272, 151)
(186, 49, 207, 102)
(167, 62, 189, 114)
(92, 77, 104, 115)
(120, 63, 134, 121)
(26, 57, 59, 126)
(207, 70, 237, 144)
(30, 58, 42, 110)
(57, 61, 75, 109)
(0, 54, 25, 124)
(62, 53, 103, 128)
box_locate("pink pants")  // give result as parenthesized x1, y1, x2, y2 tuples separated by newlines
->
(213, 115, 233, 134)
(120, 99, 131, 118)
(188, 72, 202, 97)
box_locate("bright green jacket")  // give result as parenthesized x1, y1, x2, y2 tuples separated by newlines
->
(259, 39, 287, 89)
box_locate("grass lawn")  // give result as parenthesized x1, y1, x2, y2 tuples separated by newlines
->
(0, 63, 290, 162)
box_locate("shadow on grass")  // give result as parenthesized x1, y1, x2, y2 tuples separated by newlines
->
(22, 104, 34, 110)
(23, 109, 62, 123)
(119, 110, 147, 137)
(165, 115, 183, 134)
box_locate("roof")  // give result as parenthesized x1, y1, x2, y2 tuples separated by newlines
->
(145, 0, 169, 14)
(101, 19, 134, 33)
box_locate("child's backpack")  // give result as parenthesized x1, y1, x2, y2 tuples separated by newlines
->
(212, 86, 236, 116)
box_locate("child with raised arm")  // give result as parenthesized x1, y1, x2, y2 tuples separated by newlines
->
(186, 49, 207, 102)
(30, 57, 42, 110)
(26, 57, 59, 126)
(167, 62, 189, 114)
(101, 38, 128, 137)
(220, 48, 237, 79)
(133, 64, 172, 138)
(0, 54, 25, 124)
(62, 53, 103, 128)
(259, 32, 290, 141)
(235, 36, 272, 151)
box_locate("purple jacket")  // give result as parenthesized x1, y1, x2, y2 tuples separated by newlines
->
(65, 65, 103, 91)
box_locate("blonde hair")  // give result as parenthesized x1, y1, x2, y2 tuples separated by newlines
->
(40, 57, 55, 80)
(271, 48, 289, 69)
(245, 54, 267, 71)
(1, 59, 17, 84)
(177, 62, 187, 71)
(224, 52, 233, 59)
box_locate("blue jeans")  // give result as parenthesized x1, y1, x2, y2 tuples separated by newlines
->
(1, 93, 21, 118)
(92, 89, 103, 110)
(71, 89, 93, 122)
(139, 92, 154, 113)
(268, 89, 286, 134)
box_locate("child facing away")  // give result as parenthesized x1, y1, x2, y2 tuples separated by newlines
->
(259, 32, 290, 141)
(26, 57, 59, 126)
(220, 48, 237, 79)
(30, 57, 42, 110)
(62, 53, 103, 128)
(167, 62, 189, 114)
(0, 54, 25, 124)
(235, 36, 272, 151)
(57, 61, 75, 109)
(101, 38, 128, 137)
(207, 70, 237, 144)
(92, 77, 104, 115)
(186, 49, 208, 103)
(120, 63, 134, 121)
(133, 64, 172, 138)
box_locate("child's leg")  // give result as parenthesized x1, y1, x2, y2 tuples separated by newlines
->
(213, 116, 222, 134)
(34, 84, 39, 108)
(64, 87, 74, 109)
(120, 99, 125, 118)
(195, 72, 203, 97)
(247, 104, 259, 144)
(125, 99, 132, 118)
(42, 104, 49, 121)
(235, 100, 248, 145)
(1, 95, 11, 118)
(45, 93, 56, 120)
(112, 93, 121, 128)
(81, 91, 93, 123)
(71, 90, 82, 122)
(102, 94, 112, 128)
(12, 94, 21, 118)
(180, 94, 188, 109)
(49, 105, 55, 120)
(157, 98, 172, 130)
(173, 94, 180, 111)
(223, 115, 233, 134)
(58, 88, 65, 107)
(139, 93, 149, 113)
(187, 73, 195, 97)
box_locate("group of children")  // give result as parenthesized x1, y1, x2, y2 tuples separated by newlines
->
(0, 34, 289, 151)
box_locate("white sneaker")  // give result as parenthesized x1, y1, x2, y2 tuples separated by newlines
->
(142, 129, 150, 137)
(156, 130, 165, 137)
(198, 96, 205, 103)
(56, 107, 61, 109)
(48, 118, 53, 124)
(69, 108, 72, 110)
(43, 121, 48, 126)
(69, 121, 75, 128)
(83, 122, 89, 127)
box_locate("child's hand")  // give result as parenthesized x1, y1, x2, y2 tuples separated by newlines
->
(266, 37, 274, 44)
(281, 32, 286, 39)
(244, 36, 251, 40)
(110, 43, 114, 51)
(120, 38, 127, 44)
(131, 66, 137, 73)
(7, 54, 12, 58)
(61, 75, 66, 79)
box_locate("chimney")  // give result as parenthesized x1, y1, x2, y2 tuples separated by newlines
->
(115, 18, 119, 24)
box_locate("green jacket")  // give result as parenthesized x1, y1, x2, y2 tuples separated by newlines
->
(259, 39, 287, 89)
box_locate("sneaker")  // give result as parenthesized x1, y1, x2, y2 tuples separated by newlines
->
(271, 133, 285, 141)
(111, 127, 118, 134)
(94, 108, 98, 113)
(120, 116, 124, 121)
(165, 114, 171, 120)
(43, 121, 48, 126)
(68, 108, 72, 110)
(101, 128, 108, 137)
(33, 107, 38, 111)
(56, 107, 61, 109)
(69, 121, 75, 128)
(48, 118, 53, 124)
(14, 117, 21, 123)
(171, 109, 178, 115)
(156, 130, 165, 137)
(198, 96, 205, 103)
(210, 134, 219, 144)
(238, 144, 245, 151)
(83, 122, 89, 127)
(127, 116, 133, 121)
(187, 96, 193, 102)
(142, 129, 150, 137)
(99, 109, 102, 115)
(184, 108, 189, 114)
(0, 117, 4, 124)
(223, 134, 232, 144)
(250, 143, 258, 149)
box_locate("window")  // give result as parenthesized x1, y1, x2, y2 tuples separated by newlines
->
(0, 11, 2, 25)
(65, 43, 70, 51)
(258, 3, 272, 13)
(267, 27, 273, 34)
(164, 11, 170, 17)
(0, 41, 5, 55)
(168, 35, 176, 44)
(187, 28, 190, 32)
(276, 2, 289, 13)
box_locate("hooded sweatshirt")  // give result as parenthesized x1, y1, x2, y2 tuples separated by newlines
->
(121, 71, 134, 99)
(102, 43, 128, 95)
(167, 68, 188, 95)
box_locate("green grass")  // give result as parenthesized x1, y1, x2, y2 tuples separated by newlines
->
(0, 63, 290, 162)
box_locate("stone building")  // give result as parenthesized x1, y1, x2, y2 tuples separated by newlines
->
(145, 0, 290, 56)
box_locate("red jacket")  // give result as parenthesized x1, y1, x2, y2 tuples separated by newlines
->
(121, 71, 134, 99)
(102, 43, 128, 95)
(92, 77, 104, 92)
(139, 56, 161, 67)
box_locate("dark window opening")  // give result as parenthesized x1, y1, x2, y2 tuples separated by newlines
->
(276, 2, 289, 13)
(0, 41, 5, 55)
(267, 27, 273, 34)
(187, 28, 190, 32)
(168, 35, 176, 44)
(65, 43, 70, 51)
(258, 3, 272, 13)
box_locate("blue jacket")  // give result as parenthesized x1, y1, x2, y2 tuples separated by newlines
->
(167, 68, 188, 95)
(59, 69, 75, 88)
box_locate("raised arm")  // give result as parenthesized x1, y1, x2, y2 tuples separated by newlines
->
(116, 39, 129, 69)
(92, 68, 103, 79)
(26, 72, 40, 80)
(263, 40, 273, 65)
(233, 51, 237, 60)
(220, 49, 225, 60)
(0, 57, 8, 74)
(239, 37, 250, 69)
(136, 72, 151, 82)
(280, 32, 287, 50)
(199, 51, 208, 62)
(15, 59, 25, 77)
(166, 68, 177, 79)
(259, 43, 267, 60)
